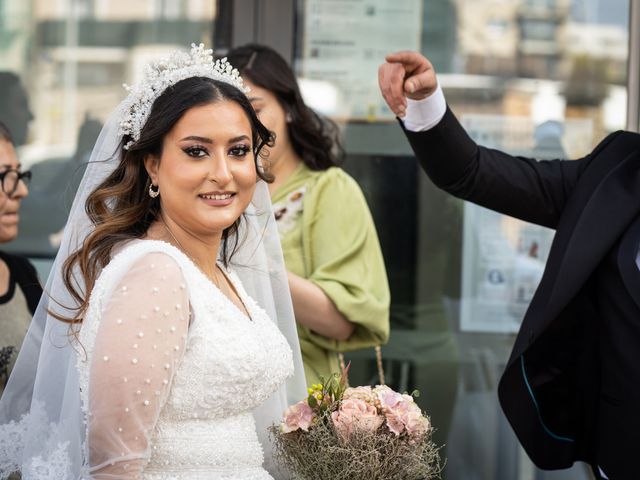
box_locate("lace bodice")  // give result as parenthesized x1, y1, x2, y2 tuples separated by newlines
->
(76, 240, 294, 479)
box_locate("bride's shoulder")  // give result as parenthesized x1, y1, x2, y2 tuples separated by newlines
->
(110, 239, 190, 268)
(93, 239, 192, 293)
(81, 240, 192, 336)
(111, 238, 182, 260)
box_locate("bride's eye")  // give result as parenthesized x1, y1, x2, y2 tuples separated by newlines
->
(229, 144, 251, 157)
(184, 146, 208, 158)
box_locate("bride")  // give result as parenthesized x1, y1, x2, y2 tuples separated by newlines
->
(0, 44, 306, 479)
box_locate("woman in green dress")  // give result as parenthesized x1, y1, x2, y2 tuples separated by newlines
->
(227, 44, 390, 385)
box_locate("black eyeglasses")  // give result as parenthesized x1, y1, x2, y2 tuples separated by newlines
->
(0, 169, 31, 196)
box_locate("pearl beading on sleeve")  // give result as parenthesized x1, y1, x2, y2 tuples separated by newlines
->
(78, 245, 190, 477)
(77, 240, 293, 479)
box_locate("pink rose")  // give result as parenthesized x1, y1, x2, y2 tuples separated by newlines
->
(331, 398, 383, 440)
(374, 386, 428, 436)
(384, 410, 405, 436)
(404, 410, 430, 437)
(281, 400, 316, 433)
(375, 385, 404, 411)
(342, 386, 377, 406)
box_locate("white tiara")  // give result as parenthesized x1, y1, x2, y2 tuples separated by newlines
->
(118, 43, 248, 149)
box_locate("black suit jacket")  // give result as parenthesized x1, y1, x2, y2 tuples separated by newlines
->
(402, 107, 640, 476)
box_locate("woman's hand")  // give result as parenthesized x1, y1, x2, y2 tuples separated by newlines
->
(378, 51, 438, 117)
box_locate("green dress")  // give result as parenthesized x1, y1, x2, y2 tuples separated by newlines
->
(272, 164, 390, 385)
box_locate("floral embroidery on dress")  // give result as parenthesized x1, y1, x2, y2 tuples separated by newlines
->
(0, 400, 76, 479)
(273, 187, 306, 236)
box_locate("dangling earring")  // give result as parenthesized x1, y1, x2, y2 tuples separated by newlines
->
(285, 112, 292, 123)
(149, 183, 159, 198)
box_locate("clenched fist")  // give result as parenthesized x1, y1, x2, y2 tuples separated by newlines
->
(378, 51, 438, 117)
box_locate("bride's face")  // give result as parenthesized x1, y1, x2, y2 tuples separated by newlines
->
(146, 100, 257, 238)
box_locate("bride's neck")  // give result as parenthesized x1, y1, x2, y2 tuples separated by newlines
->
(146, 218, 221, 278)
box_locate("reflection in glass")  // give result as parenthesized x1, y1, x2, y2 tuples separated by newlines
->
(0, 0, 216, 258)
(296, 1, 629, 478)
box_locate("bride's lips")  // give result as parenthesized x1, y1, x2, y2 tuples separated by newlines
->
(198, 191, 236, 207)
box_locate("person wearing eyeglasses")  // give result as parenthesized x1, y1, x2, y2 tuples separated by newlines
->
(0, 121, 41, 396)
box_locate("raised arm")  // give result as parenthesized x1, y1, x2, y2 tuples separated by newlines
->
(378, 50, 438, 115)
(378, 50, 599, 229)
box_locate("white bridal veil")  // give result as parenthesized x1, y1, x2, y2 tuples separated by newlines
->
(0, 46, 306, 479)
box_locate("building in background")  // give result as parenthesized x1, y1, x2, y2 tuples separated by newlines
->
(1, 0, 214, 152)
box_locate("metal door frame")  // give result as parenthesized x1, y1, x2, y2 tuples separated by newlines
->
(215, 0, 295, 62)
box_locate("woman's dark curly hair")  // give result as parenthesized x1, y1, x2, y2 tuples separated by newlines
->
(226, 44, 344, 171)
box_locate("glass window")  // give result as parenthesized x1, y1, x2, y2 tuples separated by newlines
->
(1, 0, 216, 272)
(294, 1, 629, 478)
(0, 1, 635, 477)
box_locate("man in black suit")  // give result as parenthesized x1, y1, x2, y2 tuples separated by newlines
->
(379, 51, 640, 480)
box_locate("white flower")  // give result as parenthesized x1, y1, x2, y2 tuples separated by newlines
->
(273, 187, 306, 236)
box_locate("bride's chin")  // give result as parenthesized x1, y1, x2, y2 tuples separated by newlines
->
(202, 215, 242, 230)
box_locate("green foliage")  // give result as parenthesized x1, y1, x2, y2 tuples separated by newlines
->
(307, 363, 351, 415)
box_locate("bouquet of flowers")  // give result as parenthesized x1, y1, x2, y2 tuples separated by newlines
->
(271, 368, 441, 480)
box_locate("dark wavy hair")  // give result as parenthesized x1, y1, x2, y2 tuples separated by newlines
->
(58, 77, 274, 324)
(226, 44, 344, 171)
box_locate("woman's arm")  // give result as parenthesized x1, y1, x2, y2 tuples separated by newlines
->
(287, 271, 355, 341)
(296, 169, 390, 352)
(87, 252, 189, 478)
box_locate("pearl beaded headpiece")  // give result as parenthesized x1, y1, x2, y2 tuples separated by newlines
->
(118, 43, 248, 149)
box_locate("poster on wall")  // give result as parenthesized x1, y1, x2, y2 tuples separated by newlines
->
(458, 114, 592, 333)
(459, 202, 553, 333)
(299, 0, 422, 121)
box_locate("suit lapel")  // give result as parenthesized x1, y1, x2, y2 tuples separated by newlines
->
(509, 146, 640, 363)
(616, 216, 640, 311)
(545, 149, 640, 317)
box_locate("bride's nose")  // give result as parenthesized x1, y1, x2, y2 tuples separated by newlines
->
(207, 156, 232, 186)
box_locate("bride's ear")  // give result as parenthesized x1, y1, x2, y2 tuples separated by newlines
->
(144, 154, 160, 184)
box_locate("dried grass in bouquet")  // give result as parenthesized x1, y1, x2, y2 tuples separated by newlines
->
(270, 368, 442, 480)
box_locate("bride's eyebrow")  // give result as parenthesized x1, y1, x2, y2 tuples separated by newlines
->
(178, 135, 250, 145)
(228, 135, 250, 144)
(179, 135, 212, 143)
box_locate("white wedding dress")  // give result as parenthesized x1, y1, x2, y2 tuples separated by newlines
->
(76, 239, 294, 479)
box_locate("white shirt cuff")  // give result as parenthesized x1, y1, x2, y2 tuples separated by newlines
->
(401, 82, 446, 132)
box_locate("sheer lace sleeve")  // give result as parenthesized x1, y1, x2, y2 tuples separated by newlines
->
(85, 252, 190, 478)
